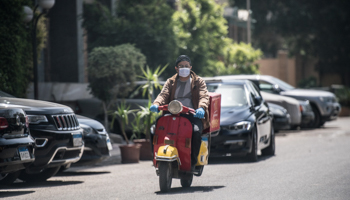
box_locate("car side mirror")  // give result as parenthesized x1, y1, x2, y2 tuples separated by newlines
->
(254, 96, 263, 105)
(272, 84, 281, 94)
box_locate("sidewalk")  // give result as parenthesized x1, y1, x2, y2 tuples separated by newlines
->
(96, 143, 122, 166)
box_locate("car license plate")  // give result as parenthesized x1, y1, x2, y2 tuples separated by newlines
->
(72, 133, 83, 147)
(106, 138, 113, 150)
(18, 147, 31, 160)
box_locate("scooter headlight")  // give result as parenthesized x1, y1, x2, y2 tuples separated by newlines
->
(168, 100, 183, 115)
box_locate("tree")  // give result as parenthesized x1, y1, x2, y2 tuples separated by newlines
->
(172, 0, 262, 76)
(87, 44, 146, 130)
(83, 0, 263, 79)
(204, 42, 262, 75)
(172, 0, 229, 76)
(0, 0, 47, 97)
(230, 0, 350, 86)
(83, 0, 177, 76)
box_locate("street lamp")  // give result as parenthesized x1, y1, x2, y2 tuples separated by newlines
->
(30, 0, 55, 99)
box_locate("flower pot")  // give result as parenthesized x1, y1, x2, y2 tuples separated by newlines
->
(119, 144, 141, 163)
(339, 106, 350, 117)
(133, 139, 153, 160)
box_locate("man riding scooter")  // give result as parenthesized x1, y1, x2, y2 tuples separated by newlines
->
(150, 55, 210, 171)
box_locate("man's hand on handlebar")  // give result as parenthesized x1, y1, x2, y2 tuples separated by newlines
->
(194, 107, 205, 119)
(150, 104, 159, 113)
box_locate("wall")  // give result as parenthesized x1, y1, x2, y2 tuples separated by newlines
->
(257, 51, 342, 87)
(257, 50, 297, 86)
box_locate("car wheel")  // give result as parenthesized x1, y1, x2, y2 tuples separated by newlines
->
(246, 127, 258, 162)
(261, 126, 275, 156)
(18, 167, 61, 182)
(0, 171, 21, 185)
(319, 121, 326, 127)
(304, 105, 321, 129)
(290, 125, 299, 130)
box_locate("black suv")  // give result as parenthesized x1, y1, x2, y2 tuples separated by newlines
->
(0, 107, 35, 184)
(0, 97, 84, 182)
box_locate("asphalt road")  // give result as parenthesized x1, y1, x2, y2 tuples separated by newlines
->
(1, 117, 350, 200)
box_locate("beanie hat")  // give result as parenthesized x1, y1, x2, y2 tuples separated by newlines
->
(175, 55, 191, 67)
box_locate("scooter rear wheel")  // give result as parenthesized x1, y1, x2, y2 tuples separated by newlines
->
(159, 162, 172, 192)
(180, 174, 193, 188)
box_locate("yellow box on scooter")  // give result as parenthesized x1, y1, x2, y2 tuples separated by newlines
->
(196, 140, 209, 166)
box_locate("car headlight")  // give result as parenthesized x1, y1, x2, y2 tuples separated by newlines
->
(229, 121, 252, 130)
(80, 124, 93, 135)
(168, 100, 183, 114)
(269, 106, 286, 116)
(27, 115, 48, 124)
(319, 96, 334, 103)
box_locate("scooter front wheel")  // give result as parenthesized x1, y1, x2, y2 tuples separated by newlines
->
(159, 162, 172, 192)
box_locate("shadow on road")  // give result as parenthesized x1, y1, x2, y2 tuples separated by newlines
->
(276, 125, 341, 136)
(55, 171, 110, 177)
(208, 156, 246, 165)
(1, 180, 83, 189)
(208, 155, 275, 165)
(155, 185, 225, 195)
(0, 190, 35, 198)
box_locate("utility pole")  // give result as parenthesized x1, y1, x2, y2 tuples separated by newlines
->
(247, 0, 251, 44)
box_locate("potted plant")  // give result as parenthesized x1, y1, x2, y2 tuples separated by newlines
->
(111, 101, 140, 163)
(132, 102, 162, 160)
(129, 65, 166, 160)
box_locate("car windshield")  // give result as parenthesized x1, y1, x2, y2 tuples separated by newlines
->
(270, 77, 295, 91)
(207, 84, 248, 107)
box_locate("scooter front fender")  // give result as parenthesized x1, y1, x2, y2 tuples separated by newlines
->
(155, 145, 181, 164)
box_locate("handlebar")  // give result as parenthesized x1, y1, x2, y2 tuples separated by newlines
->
(158, 104, 196, 115)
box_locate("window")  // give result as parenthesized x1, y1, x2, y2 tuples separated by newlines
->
(208, 84, 248, 107)
(259, 80, 275, 93)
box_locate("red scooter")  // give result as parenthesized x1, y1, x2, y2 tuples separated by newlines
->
(152, 94, 221, 192)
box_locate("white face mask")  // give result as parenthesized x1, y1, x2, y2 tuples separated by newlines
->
(179, 68, 190, 77)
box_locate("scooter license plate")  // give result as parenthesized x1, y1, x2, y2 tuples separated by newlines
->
(18, 147, 31, 160)
(72, 133, 83, 146)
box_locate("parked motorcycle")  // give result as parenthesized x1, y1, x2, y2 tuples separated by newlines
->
(152, 94, 221, 192)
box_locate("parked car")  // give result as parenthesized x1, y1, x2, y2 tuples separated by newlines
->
(298, 99, 315, 128)
(0, 95, 84, 182)
(0, 107, 35, 185)
(206, 79, 275, 162)
(267, 102, 291, 132)
(260, 91, 301, 129)
(74, 115, 112, 166)
(215, 75, 341, 128)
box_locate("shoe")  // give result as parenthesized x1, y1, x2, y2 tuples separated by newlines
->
(191, 165, 196, 172)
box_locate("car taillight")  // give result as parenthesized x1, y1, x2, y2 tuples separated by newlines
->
(0, 117, 9, 130)
(299, 105, 303, 112)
